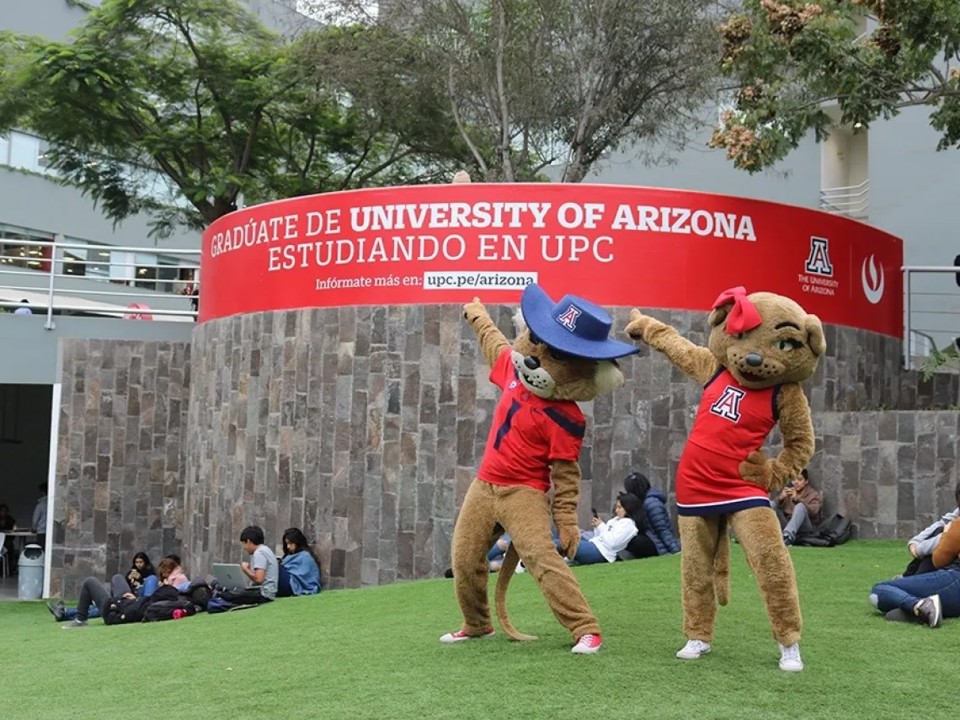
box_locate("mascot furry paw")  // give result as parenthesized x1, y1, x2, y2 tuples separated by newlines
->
(624, 286, 824, 672)
(441, 284, 637, 654)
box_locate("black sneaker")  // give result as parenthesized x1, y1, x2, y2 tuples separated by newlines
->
(62, 618, 88, 629)
(47, 601, 65, 622)
(914, 595, 943, 628)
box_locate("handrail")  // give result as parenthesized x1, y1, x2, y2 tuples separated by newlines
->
(820, 179, 870, 194)
(819, 179, 870, 218)
(902, 265, 960, 368)
(0, 236, 200, 327)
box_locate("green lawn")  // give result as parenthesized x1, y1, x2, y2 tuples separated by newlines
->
(0, 541, 951, 720)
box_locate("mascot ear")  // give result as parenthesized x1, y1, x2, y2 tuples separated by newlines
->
(805, 314, 826, 357)
(707, 302, 732, 328)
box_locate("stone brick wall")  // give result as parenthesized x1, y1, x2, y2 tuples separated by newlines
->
(51, 339, 190, 596)
(183, 305, 960, 589)
(47, 305, 958, 595)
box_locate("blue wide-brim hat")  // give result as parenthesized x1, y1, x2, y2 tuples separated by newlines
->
(520, 284, 639, 360)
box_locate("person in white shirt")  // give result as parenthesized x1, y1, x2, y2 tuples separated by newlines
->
(553, 494, 641, 565)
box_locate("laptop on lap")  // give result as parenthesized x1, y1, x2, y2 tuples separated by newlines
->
(212, 563, 253, 589)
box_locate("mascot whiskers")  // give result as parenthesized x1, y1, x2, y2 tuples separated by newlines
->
(440, 283, 637, 654)
(625, 286, 825, 672)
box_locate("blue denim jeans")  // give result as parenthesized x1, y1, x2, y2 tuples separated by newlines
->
(140, 575, 159, 597)
(488, 534, 511, 563)
(870, 568, 960, 615)
(551, 530, 607, 565)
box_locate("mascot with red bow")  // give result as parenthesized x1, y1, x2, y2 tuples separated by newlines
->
(625, 287, 825, 673)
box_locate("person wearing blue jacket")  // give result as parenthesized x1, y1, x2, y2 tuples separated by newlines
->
(622, 472, 681, 558)
(278, 527, 322, 597)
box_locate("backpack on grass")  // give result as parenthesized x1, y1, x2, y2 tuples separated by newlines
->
(797, 514, 853, 547)
(143, 598, 197, 622)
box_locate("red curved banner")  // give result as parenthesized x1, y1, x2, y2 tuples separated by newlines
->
(199, 183, 903, 338)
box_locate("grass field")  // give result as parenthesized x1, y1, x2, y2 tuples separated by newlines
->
(0, 541, 952, 720)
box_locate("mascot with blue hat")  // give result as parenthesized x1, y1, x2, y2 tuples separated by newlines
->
(440, 283, 637, 654)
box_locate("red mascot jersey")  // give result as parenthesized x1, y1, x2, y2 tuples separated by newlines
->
(675, 368, 781, 516)
(477, 347, 585, 493)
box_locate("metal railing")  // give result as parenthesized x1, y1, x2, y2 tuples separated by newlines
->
(819, 179, 870, 219)
(902, 265, 960, 369)
(0, 238, 200, 329)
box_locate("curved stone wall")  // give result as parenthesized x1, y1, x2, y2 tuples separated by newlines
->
(184, 304, 947, 589)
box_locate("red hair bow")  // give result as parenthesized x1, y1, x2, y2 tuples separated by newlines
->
(712, 286, 761, 335)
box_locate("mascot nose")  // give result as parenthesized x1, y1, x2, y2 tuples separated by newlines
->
(744, 352, 763, 367)
(523, 356, 540, 370)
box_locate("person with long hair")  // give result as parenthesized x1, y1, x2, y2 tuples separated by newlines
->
(622, 472, 681, 558)
(125, 552, 158, 596)
(551, 494, 641, 565)
(278, 527, 321, 597)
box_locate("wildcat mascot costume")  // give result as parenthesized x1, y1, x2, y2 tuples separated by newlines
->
(440, 284, 637, 654)
(625, 287, 824, 672)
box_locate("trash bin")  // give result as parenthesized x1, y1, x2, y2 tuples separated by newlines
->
(18, 544, 44, 600)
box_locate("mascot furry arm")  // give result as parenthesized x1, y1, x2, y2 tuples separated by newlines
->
(624, 305, 817, 493)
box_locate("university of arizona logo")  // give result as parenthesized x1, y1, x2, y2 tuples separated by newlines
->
(805, 236, 834, 277)
(710, 386, 745, 422)
(555, 304, 582, 331)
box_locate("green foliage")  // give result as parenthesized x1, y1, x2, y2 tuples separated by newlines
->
(2, 542, 956, 719)
(0, 0, 467, 237)
(711, 0, 960, 171)
(920, 343, 960, 380)
(308, 0, 722, 182)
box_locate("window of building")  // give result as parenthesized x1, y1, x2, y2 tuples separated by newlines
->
(134, 252, 158, 290)
(0, 225, 53, 272)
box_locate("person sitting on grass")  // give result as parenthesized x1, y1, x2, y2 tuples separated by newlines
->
(161, 554, 191, 590)
(621, 472, 681, 558)
(869, 481, 960, 628)
(278, 527, 322, 597)
(903, 503, 960, 577)
(215, 525, 278, 607)
(772, 469, 822, 546)
(550, 493, 641, 566)
(125, 551, 158, 596)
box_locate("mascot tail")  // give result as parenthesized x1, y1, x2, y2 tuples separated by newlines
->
(714, 517, 730, 606)
(494, 544, 538, 641)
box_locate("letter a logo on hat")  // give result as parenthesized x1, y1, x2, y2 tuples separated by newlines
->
(556, 304, 581, 331)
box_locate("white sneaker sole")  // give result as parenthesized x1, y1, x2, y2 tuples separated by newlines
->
(439, 630, 495, 644)
(571, 643, 602, 655)
(676, 646, 711, 660)
(779, 660, 804, 672)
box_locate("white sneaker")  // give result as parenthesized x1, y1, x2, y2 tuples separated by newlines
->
(676, 639, 711, 659)
(571, 633, 602, 654)
(779, 642, 804, 672)
(439, 627, 495, 644)
(515, 561, 526, 574)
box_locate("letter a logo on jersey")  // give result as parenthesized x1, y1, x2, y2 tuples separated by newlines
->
(710, 386, 746, 422)
(556, 305, 581, 331)
(805, 236, 834, 277)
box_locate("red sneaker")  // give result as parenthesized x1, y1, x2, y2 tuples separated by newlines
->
(572, 633, 602, 654)
(440, 627, 495, 644)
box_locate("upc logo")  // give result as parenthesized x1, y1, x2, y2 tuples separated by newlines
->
(861, 255, 884, 304)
